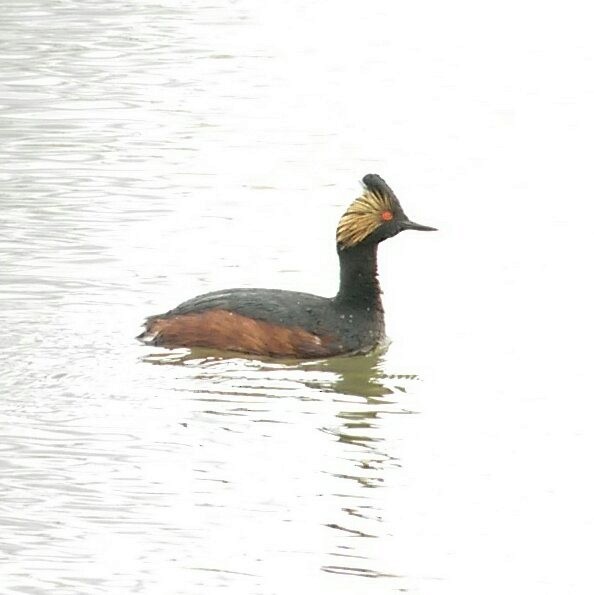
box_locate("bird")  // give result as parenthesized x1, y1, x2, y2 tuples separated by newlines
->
(138, 174, 436, 358)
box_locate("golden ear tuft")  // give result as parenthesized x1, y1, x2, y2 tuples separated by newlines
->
(336, 188, 394, 249)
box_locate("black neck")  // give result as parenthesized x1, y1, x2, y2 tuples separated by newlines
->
(334, 243, 383, 311)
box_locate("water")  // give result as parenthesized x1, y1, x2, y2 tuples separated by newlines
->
(2, 1, 594, 593)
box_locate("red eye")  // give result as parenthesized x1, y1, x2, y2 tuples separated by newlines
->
(381, 211, 393, 221)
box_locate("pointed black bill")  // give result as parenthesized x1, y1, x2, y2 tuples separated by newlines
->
(400, 220, 437, 232)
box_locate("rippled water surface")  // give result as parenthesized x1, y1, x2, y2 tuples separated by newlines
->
(2, 1, 594, 594)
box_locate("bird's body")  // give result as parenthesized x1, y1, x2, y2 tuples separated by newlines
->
(139, 174, 435, 358)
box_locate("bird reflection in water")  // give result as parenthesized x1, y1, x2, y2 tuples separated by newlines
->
(142, 347, 418, 583)
(299, 352, 416, 580)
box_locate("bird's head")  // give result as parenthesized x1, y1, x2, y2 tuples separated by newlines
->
(336, 174, 436, 250)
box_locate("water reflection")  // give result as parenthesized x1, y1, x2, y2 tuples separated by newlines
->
(142, 348, 417, 581)
(310, 354, 413, 579)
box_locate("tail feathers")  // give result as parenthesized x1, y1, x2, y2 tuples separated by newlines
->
(137, 319, 161, 345)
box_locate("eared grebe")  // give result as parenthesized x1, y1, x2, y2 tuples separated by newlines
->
(139, 174, 435, 358)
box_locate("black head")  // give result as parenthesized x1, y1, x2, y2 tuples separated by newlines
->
(336, 174, 436, 250)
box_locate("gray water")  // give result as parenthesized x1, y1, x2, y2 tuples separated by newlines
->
(2, 1, 594, 594)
